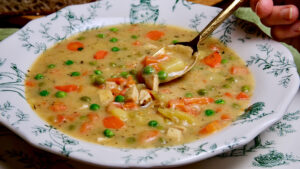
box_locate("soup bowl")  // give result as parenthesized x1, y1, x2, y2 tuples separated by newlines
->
(0, 0, 299, 168)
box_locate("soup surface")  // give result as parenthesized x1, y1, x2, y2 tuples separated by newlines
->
(25, 24, 254, 148)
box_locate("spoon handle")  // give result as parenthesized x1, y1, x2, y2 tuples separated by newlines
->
(196, 0, 246, 44)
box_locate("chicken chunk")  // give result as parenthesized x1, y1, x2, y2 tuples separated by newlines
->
(139, 89, 152, 106)
(125, 84, 139, 104)
(144, 74, 159, 92)
(105, 81, 118, 90)
(167, 127, 182, 142)
(98, 89, 114, 106)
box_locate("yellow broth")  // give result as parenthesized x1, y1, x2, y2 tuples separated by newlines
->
(25, 24, 255, 148)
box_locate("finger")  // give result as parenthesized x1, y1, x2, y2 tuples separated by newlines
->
(251, 0, 274, 19)
(261, 5, 299, 26)
(271, 20, 300, 40)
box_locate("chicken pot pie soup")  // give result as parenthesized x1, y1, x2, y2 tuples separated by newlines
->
(25, 24, 254, 148)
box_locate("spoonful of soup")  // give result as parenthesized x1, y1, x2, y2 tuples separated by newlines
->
(142, 0, 246, 90)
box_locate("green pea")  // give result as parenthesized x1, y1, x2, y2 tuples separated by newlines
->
(143, 66, 154, 74)
(65, 60, 74, 65)
(94, 70, 103, 75)
(90, 104, 100, 111)
(110, 62, 117, 67)
(197, 89, 208, 96)
(115, 95, 125, 102)
(80, 96, 91, 102)
(55, 91, 67, 98)
(120, 72, 129, 78)
(131, 35, 138, 39)
(205, 109, 215, 116)
(94, 76, 106, 85)
(129, 69, 137, 75)
(172, 40, 178, 44)
(109, 27, 119, 32)
(70, 72, 80, 76)
(77, 36, 85, 40)
(110, 37, 118, 43)
(89, 61, 97, 66)
(34, 74, 44, 80)
(126, 137, 136, 144)
(148, 120, 158, 127)
(215, 99, 225, 104)
(111, 47, 120, 52)
(157, 71, 168, 80)
(221, 59, 228, 64)
(232, 103, 241, 109)
(241, 85, 250, 93)
(39, 90, 49, 96)
(97, 33, 105, 38)
(226, 77, 236, 83)
(185, 92, 193, 98)
(103, 129, 115, 138)
(48, 64, 56, 69)
(222, 84, 231, 88)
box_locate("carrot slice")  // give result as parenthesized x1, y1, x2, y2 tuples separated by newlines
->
(67, 42, 84, 51)
(55, 114, 66, 124)
(236, 92, 249, 100)
(183, 97, 214, 105)
(55, 85, 78, 92)
(221, 114, 231, 120)
(94, 50, 108, 60)
(87, 113, 99, 122)
(102, 116, 124, 129)
(138, 130, 160, 143)
(230, 66, 249, 75)
(80, 122, 93, 133)
(224, 92, 233, 98)
(50, 102, 67, 112)
(107, 77, 127, 85)
(199, 120, 221, 135)
(132, 41, 142, 46)
(202, 52, 222, 68)
(123, 101, 138, 110)
(25, 81, 35, 87)
(146, 30, 165, 40)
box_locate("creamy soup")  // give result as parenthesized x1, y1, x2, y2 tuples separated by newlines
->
(25, 24, 254, 148)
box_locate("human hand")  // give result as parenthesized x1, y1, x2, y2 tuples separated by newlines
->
(250, 0, 300, 51)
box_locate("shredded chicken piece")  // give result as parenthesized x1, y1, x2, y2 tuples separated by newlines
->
(139, 89, 152, 106)
(167, 127, 182, 141)
(144, 74, 159, 92)
(98, 89, 114, 106)
(125, 84, 139, 104)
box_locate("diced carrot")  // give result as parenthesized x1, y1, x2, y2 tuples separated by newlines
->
(97, 84, 105, 89)
(111, 88, 121, 96)
(111, 102, 123, 109)
(65, 113, 79, 122)
(67, 42, 84, 51)
(138, 130, 160, 143)
(126, 76, 136, 86)
(94, 50, 108, 60)
(50, 102, 67, 112)
(25, 81, 35, 87)
(160, 88, 171, 94)
(224, 92, 233, 98)
(221, 114, 231, 120)
(142, 55, 169, 66)
(107, 77, 127, 85)
(55, 114, 66, 124)
(119, 88, 128, 96)
(183, 97, 214, 105)
(55, 85, 78, 92)
(236, 92, 249, 100)
(132, 41, 142, 46)
(80, 122, 93, 133)
(202, 52, 222, 68)
(87, 113, 99, 122)
(82, 71, 89, 76)
(102, 116, 124, 129)
(168, 99, 185, 109)
(216, 107, 222, 113)
(123, 101, 138, 110)
(230, 66, 249, 75)
(199, 120, 221, 135)
(146, 30, 165, 40)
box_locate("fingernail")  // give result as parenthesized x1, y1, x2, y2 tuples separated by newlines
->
(255, 0, 261, 13)
(281, 7, 293, 20)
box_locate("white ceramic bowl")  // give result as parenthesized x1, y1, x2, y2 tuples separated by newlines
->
(0, 0, 299, 168)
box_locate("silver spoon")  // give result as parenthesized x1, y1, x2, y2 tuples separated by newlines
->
(157, 0, 247, 83)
